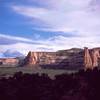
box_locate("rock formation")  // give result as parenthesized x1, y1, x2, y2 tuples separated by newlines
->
(1, 47, 100, 70)
(24, 52, 38, 65)
(24, 48, 84, 69)
(0, 58, 19, 66)
(24, 47, 100, 69)
(84, 47, 93, 69)
(84, 47, 100, 69)
(24, 51, 57, 65)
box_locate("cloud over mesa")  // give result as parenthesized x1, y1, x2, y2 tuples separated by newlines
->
(1, 34, 100, 56)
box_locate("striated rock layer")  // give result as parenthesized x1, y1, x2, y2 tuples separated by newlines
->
(84, 47, 100, 69)
(24, 47, 100, 69)
(24, 51, 57, 65)
(0, 58, 19, 66)
(24, 48, 84, 69)
(0, 47, 100, 69)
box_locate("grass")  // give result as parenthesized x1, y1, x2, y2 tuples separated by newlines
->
(0, 65, 78, 78)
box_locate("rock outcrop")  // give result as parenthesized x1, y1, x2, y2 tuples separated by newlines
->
(0, 58, 19, 66)
(1, 47, 100, 69)
(84, 47, 93, 69)
(84, 47, 100, 69)
(24, 47, 100, 69)
(24, 48, 84, 69)
(24, 51, 57, 65)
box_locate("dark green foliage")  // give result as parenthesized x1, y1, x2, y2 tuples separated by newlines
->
(0, 68, 100, 100)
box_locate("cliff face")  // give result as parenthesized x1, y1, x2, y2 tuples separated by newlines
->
(84, 47, 93, 69)
(24, 47, 100, 69)
(0, 58, 19, 66)
(84, 47, 100, 69)
(24, 48, 84, 69)
(1, 47, 100, 69)
(24, 51, 57, 65)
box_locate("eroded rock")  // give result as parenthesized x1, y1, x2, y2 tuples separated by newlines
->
(24, 49, 84, 69)
(0, 58, 19, 66)
(84, 47, 100, 69)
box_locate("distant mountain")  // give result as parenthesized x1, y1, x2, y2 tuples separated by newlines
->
(0, 50, 24, 58)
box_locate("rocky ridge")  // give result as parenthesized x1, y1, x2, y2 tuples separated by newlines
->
(0, 47, 100, 70)
(23, 48, 84, 69)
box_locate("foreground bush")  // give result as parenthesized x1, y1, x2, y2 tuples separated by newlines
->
(0, 68, 100, 100)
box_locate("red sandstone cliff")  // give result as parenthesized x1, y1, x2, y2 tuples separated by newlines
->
(24, 49, 84, 69)
(1, 47, 100, 69)
(84, 47, 92, 69)
(0, 58, 19, 66)
(24, 51, 57, 65)
(84, 47, 100, 69)
(24, 47, 100, 69)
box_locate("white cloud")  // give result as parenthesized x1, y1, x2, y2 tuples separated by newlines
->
(1, 34, 100, 56)
(12, 5, 49, 18)
(0, 42, 54, 55)
(0, 33, 33, 42)
(11, 0, 100, 37)
(3, 0, 100, 56)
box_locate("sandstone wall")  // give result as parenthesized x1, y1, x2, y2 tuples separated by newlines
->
(24, 47, 100, 69)
(24, 49, 84, 69)
(84, 47, 100, 69)
(0, 58, 19, 66)
(1, 47, 100, 69)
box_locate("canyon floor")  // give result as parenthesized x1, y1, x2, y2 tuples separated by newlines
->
(0, 66, 78, 79)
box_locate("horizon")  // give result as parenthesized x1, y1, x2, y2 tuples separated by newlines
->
(1, 0, 100, 57)
(0, 46, 99, 58)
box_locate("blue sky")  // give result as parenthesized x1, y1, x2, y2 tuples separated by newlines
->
(0, 0, 100, 55)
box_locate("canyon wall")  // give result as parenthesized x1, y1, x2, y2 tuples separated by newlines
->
(24, 51, 58, 65)
(0, 48, 100, 69)
(0, 58, 19, 66)
(24, 48, 84, 69)
(24, 47, 100, 69)
(84, 47, 100, 69)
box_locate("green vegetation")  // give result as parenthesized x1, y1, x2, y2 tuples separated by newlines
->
(0, 66, 78, 78)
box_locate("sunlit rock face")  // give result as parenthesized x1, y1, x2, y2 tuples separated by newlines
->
(0, 58, 19, 66)
(24, 51, 57, 65)
(2, 47, 100, 69)
(1, 47, 100, 69)
(24, 48, 84, 69)
(84, 47, 93, 69)
(84, 47, 100, 69)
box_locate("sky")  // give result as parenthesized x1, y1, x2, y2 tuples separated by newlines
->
(0, 0, 100, 55)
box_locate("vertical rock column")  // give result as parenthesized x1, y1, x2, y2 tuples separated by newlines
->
(91, 49, 100, 68)
(25, 51, 38, 65)
(84, 47, 92, 69)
